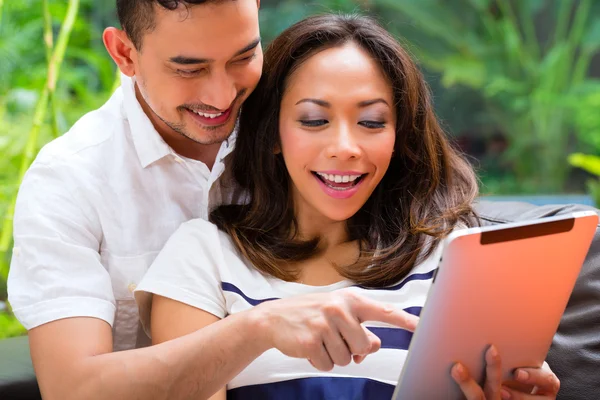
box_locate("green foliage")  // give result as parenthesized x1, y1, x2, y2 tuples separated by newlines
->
(569, 153, 600, 206)
(0, 312, 27, 339)
(371, 0, 600, 193)
(567, 81, 600, 207)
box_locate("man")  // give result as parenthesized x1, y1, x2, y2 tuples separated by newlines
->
(7, 1, 417, 399)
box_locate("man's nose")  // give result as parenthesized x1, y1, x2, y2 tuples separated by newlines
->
(200, 70, 238, 111)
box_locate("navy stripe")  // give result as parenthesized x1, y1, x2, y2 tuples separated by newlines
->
(227, 377, 394, 400)
(367, 327, 413, 350)
(356, 270, 436, 291)
(404, 306, 423, 317)
(222, 282, 423, 317)
(365, 308, 421, 350)
(221, 282, 279, 306)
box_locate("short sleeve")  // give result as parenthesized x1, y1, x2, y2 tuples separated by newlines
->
(135, 219, 227, 337)
(7, 161, 116, 329)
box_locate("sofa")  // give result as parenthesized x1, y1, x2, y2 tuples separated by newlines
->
(1, 200, 599, 400)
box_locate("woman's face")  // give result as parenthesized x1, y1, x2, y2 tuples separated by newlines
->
(279, 42, 397, 224)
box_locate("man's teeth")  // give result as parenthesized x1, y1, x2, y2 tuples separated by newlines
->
(193, 110, 224, 119)
(316, 172, 362, 183)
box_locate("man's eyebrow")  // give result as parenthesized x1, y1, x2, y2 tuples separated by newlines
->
(358, 99, 390, 107)
(169, 37, 261, 65)
(295, 99, 331, 108)
(169, 55, 211, 65)
(233, 37, 261, 57)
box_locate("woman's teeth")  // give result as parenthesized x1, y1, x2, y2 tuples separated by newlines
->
(316, 172, 362, 183)
(192, 110, 224, 119)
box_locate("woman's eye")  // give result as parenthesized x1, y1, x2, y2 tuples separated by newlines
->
(299, 119, 328, 127)
(360, 120, 386, 129)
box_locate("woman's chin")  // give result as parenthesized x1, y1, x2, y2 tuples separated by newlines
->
(317, 207, 361, 224)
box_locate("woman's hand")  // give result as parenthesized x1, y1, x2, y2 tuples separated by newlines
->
(252, 289, 419, 371)
(451, 346, 560, 399)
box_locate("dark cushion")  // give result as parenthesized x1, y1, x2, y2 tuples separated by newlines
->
(0, 335, 41, 400)
(474, 200, 600, 400)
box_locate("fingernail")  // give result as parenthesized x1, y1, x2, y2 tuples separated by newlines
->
(489, 345, 498, 359)
(452, 364, 465, 381)
(516, 369, 529, 381)
(501, 387, 511, 399)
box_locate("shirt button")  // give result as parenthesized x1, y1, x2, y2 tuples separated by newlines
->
(12, 246, 21, 257)
(128, 283, 137, 293)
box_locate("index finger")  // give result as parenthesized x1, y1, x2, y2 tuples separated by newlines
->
(351, 294, 419, 331)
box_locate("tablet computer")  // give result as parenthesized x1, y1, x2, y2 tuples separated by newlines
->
(393, 211, 598, 400)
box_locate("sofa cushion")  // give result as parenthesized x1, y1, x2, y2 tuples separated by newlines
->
(0, 335, 40, 399)
(475, 200, 600, 400)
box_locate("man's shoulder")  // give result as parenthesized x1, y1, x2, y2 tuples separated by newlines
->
(34, 89, 129, 170)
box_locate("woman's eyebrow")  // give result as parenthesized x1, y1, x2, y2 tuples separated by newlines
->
(295, 99, 330, 108)
(358, 99, 389, 108)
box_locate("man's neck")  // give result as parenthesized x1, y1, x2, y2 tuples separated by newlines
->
(135, 84, 222, 169)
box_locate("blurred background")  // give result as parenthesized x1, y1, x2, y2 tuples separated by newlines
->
(1, 0, 599, 337)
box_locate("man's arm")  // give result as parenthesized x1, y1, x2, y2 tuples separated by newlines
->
(28, 310, 265, 400)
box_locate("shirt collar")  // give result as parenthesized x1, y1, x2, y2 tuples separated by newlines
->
(121, 74, 237, 169)
(121, 74, 174, 168)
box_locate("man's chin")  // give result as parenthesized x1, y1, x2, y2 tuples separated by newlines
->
(187, 122, 236, 145)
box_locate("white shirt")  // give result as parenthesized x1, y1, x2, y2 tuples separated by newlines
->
(8, 74, 240, 351)
(136, 218, 442, 399)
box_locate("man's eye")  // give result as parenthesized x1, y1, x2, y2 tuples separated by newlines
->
(359, 121, 386, 129)
(236, 53, 257, 64)
(299, 119, 328, 127)
(178, 69, 203, 77)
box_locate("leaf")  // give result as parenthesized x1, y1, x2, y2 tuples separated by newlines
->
(568, 153, 600, 176)
(440, 55, 486, 88)
(518, 0, 545, 19)
(582, 19, 600, 52)
(483, 76, 529, 97)
(466, 0, 491, 12)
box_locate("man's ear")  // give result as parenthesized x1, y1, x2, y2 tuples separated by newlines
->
(257, 0, 261, 9)
(103, 27, 136, 77)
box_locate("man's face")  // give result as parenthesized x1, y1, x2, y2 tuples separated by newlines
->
(131, 0, 262, 145)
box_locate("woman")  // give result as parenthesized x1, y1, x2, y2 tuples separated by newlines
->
(136, 14, 559, 400)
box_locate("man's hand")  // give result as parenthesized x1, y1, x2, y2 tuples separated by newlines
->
(253, 288, 419, 371)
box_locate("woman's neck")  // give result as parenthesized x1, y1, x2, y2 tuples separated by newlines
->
(291, 207, 358, 286)
(294, 210, 349, 251)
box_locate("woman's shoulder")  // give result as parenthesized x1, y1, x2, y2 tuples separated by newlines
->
(173, 218, 239, 252)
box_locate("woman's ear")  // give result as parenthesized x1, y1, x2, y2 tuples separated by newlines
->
(274, 141, 281, 154)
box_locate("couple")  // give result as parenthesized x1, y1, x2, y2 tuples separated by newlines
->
(8, 1, 560, 399)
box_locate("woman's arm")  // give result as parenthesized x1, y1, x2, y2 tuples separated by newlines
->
(146, 288, 419, 399)
(151, 295, 227, 400)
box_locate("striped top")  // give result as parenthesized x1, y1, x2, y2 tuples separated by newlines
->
(136, 218, 443, 399)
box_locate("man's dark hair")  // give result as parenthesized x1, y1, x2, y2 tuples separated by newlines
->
(116, 0, 226, 50)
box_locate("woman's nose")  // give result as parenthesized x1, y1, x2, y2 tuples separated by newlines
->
(325, 124, 362, 160)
